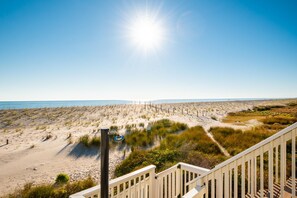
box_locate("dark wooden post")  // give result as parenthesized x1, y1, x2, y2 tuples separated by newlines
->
(101, 128, 109, 198)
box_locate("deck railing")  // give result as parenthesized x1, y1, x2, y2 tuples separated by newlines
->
(71, 122, 297, 198)
(70, 162, 209, 198)
(190, 122, 297, 198)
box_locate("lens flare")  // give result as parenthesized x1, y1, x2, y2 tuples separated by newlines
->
(128, 13, 165, 52)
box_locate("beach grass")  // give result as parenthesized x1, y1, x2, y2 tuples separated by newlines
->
(115, 126, 225, 177)
(6, 176, 95, 198)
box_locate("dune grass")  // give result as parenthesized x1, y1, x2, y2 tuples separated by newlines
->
(210, 127, 271, 155)
(124, 119, 188, 149)
(6, 176, 95, 198)
(212, 102, 297, 155)
(79, 135, 101, 147)
(115, 126, 225, 177)
(223, 103, 297, 128)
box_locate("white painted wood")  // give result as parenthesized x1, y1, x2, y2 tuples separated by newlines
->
(269, 142, 273, 198)
(242, 157, 245, 198)
(225, 169, 229, 198)
(292, 129, 296, 198)
(260, 148, 263, 198)
(250, 156, 255, 197)
(275, 144, 279, 184)
(211, 173, 215, 198)
(234, 162, 238, 198)
(205, 175, 209, 198)
(280, 135, 285, 197)
(248, 159, 251, 194)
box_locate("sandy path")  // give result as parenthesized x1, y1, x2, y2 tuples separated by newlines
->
(206, 132, 230, 157)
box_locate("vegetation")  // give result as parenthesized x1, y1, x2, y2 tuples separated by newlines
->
(223, 103, 297, 131)
(6, 176, 95, 198)
(210, 127, 270, 155)
(115, 126, 225, 177)
(110, 125, 118, 132)
(124, 119, 188, 148)
(214, 102, 297, 155)
(79, 135, 101, 147)
(55, 173, 70, 184)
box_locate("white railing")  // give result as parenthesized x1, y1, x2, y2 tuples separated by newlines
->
(70, 165, 156, 198)
(70, 163, 209, 198)
(155, 162, 210, 198)
(189, 122, 297, 198)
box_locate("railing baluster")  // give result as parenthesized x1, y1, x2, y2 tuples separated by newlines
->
(211, 173, 215, 198)
(205, 175, 209, 198)
(173, 173, 175, 198)
(275, 144, 279, 184)
(134, 178, 137, 198)
(269, 142, 274, 198)
(176, 168, 181, 197)
(253, 156, 257, 196)
(225, 168, 229, 198)
(218, 169, 223, 197)
(247, 159, 251, 193)
(280, 135, 285, 197)
(241, 157, 245, 198)
(292, 129, 296, 197)
(234, 162, 238, 198)
(169, 173, 172, 198)
(164, 175, 168, 198)
(251, 157, 254, 197)
(229, 168, 232, 198)
(260, 148, 263, 198)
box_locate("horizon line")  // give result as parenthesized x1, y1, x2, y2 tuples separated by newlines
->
(1, 97, 296, 102)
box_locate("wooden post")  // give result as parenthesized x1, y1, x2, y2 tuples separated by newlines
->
(101, 128, 109, 198)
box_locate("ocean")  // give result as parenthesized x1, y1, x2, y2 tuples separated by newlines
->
(0, 98, 272, 110)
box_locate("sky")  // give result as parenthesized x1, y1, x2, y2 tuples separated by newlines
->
(0, 0, 296, 101)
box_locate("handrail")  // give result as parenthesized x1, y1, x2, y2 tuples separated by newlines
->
(156, 164, 178, 178)
(70, 165, 156, 198)
(179, 162, 210, 174)
(200, 122, 297, 177)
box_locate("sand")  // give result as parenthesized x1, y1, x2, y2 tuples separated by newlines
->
(0, 99, 295, 195)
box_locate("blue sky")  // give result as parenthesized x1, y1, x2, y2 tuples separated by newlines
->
(0, 0, 296, 101)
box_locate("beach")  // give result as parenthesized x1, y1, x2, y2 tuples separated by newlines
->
(0, 99, 295, 195)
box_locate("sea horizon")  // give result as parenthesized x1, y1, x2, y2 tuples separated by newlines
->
(0, 97, 294, 110)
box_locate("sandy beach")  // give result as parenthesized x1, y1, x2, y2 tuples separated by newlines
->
(0, 99, 295, 195)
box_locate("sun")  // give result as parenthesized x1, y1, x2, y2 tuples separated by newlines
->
(127, 12, 165, 53)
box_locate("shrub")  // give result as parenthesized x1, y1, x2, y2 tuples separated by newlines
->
(139, 123, 144, 127)
(210, 127, 271, 155)
(55, 173, 70, 184)
(79, 135, 101, 147)
(115, 125, 224, 177)
(110, 125, 118, 132)
(115, 149, 181, 177)
(124, 119, 188, 148)
(90, 136, 101, 146)
(262, 116, 297, 125)
(7, 177, 95, 198)
(79, 135, 90, 147)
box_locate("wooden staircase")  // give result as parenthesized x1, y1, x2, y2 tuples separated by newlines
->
(245, 178, 297, 198)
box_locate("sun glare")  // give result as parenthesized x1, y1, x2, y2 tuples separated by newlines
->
(128, 13, 165, 53)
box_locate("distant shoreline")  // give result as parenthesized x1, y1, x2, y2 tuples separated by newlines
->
(0, 98, 295, 110)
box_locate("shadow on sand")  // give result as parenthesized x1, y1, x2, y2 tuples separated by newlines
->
(67, 143, 100, 159)
(0, 143, 8, 148)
